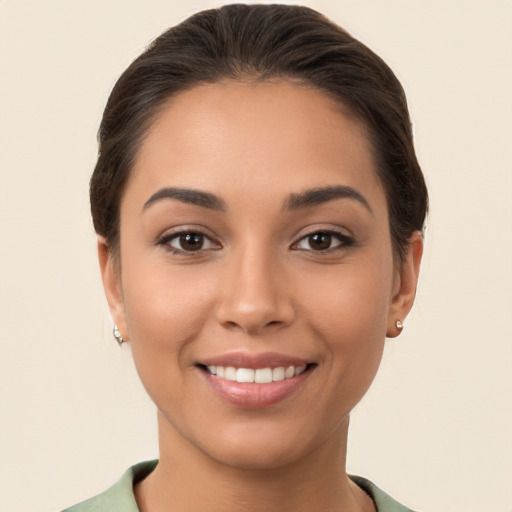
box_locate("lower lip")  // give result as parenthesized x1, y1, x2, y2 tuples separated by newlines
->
(200, 368, 312, 409)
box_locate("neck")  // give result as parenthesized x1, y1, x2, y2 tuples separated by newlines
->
(135, 412, 374, 512)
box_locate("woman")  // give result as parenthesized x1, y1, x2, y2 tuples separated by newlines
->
(64, 4, 427, 511)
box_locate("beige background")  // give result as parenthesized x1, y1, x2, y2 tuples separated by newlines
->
(1, 1, 511, 511)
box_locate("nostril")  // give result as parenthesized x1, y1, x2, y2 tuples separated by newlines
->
(215, 285, 295, 334)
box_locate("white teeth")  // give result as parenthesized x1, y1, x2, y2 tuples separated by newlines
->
(225, 367, 237, 381)
(255, 368, 273, 383)
(205, 364, 308, 383)
(294, 365, 306, 376)
(272, 367, 285, 382)
(236, 368, 255, 383)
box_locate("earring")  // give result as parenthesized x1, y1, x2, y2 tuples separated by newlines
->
(113, 325, 124, 345)
(395, 319, 404, 331)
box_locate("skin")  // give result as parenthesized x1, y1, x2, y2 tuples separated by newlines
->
(99, 81, 423, 512)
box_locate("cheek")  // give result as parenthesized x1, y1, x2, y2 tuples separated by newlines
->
(296, 251, 394, 388)
(119, 264, 222, 433)
(120, 258, 218, 372)
(300, 253, 394, 337)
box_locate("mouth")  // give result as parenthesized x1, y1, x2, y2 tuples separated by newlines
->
(196, 355, 316, 408)
(200, 364, 309, 383)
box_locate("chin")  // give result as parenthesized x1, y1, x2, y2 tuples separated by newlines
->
(206, 439, 308, 471)
(188, 413, 347, 472)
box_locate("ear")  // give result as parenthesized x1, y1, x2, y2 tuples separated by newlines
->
(386, 231, 424, 338)
(97, 236, 129, 342)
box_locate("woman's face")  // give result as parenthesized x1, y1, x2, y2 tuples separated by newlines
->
(100, 81, 421, 469)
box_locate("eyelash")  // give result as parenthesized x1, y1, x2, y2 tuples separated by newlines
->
(157, 230, 220, 255)
(157, 229, 354, 256)
(292, 230, 354, 253)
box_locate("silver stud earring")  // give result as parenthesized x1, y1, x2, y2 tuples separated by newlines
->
(395, 319, 404, 331)
(113, 325, 124, 345)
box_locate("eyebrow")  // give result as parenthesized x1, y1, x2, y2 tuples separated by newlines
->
(143, 187, 227, 212)
(142, 184, 372, 215)
(284, 185, 373, 214)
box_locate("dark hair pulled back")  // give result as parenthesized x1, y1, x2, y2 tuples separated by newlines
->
(90, 3, 428, 262)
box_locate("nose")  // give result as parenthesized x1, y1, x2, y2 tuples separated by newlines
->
(215, 245, 295, 335)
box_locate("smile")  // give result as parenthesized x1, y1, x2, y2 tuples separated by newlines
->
(205, 365, 307, 383)
(198, 357, 315, 408)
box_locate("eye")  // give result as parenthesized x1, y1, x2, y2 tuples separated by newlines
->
(294, 230, 352, 252)
(159, 231, 219, 254)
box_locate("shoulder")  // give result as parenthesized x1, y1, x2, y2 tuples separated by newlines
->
(350, 475, 419, 512)
(61, 460, 157, 512)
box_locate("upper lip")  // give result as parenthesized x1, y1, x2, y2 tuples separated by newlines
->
(198, 351, 312, 369)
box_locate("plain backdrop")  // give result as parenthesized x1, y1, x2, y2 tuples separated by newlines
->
(1, 1, 511, 511)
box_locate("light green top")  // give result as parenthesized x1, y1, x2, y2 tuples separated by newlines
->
(62, 460, 418, 512)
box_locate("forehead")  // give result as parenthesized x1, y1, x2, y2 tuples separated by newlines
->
(126, 80, 385, 212)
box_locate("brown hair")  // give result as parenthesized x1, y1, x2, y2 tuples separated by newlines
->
(90, 3, 428, 262)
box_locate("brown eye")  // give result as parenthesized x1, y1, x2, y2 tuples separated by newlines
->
(308, 232, 332, 251)
(162, 231, 219, 253)
(179, 233, 204, 251)
(294, 230, 352, 252)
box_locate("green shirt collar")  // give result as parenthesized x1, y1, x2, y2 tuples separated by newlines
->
(63, 460, 417, 512)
